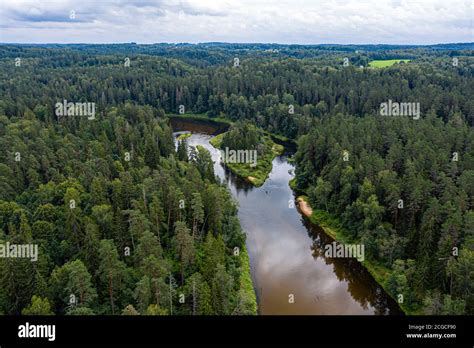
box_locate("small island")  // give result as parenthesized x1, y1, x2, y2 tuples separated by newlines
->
(210, 122, 284, 186)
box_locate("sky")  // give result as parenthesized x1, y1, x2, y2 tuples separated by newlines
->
(0, 0, 472, 45)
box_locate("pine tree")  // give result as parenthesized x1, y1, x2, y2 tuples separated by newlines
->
(211, 263, 233, 315)
(184, 273, 213, 315)
(173, 221, 195, 283)
(97, 240, 126, 314)
(177, 139, 188, 162)
(49, 259, 97, 314)
(191, 193, 204, 239)
(149, 195, 165, 242)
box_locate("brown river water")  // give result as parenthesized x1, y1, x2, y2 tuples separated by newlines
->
(172, 117, 402, 315)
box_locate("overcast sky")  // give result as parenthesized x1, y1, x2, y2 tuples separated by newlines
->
(0, 0, 472, 44)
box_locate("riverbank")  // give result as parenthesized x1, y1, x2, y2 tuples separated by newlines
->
(210, 132, 284, 187)
(176, 132, 192, 141)
(168, 113, 232, 126)
(173, 128, 258, 315)
(168, 113, 295, 145)
(238, 245, 258, 315)
(295, 194, 413, 315)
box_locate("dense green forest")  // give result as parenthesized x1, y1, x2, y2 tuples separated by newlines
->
(0, 102, 255, 315)
(0, 43, 473, 315)
(293, 115, 474, 314)
(2, 44, 473, 139)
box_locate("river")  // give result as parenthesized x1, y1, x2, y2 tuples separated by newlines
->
(172, 117, 402, 315)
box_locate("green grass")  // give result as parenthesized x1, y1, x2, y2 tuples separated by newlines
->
(239, 245, 258, 314)
(176, 132, 192, 140)
(295, 195, 421, 315)
(209, 132, 224, 148)
(289, 178, 297, 190)
(307, 208, 351, 244)
(262, 129, 293, 143)
(368, 59, 411, 68)
(210, 133, 284, 187)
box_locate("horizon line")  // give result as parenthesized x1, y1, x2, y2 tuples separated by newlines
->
(1, 41, 473, 47)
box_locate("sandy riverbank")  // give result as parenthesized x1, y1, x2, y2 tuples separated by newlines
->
(297, 196, 313, 217)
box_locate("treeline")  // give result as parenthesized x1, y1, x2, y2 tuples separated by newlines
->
(0, 103, 255, 315)
(220, 122, 262, 151)
(1, 45, 472, 141)
(293, 114, 474, 314)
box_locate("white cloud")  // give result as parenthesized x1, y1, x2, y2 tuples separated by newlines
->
(0, 0, 472, 44)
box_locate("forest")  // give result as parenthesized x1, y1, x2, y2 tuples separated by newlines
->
(0, 102, 255, 315)
(0, 42, 473, 315)
(293, 114, 474, 314)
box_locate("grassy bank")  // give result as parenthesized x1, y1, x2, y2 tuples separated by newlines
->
(210, 133, 284, 187)
(208, 133, 223, 148)
(238, 245, 258, 315)
(262, 129, 293, 143)
(168, 113, 232, 125)
(296, 194, 419, 314)
(289, 177, 298, 190)
(176, 132, 192, 140)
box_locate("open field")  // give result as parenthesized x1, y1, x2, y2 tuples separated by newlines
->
(369, 59, 411, 67)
